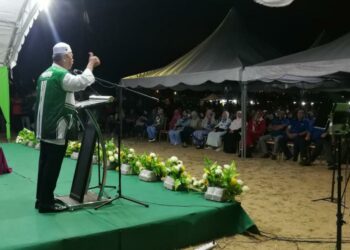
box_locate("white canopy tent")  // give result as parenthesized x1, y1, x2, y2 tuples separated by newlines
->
(0, 0, 44, 140)
(0, 0, 45, 68)
(121, 8, 280, 89)
(242, 32, 350, 84)
(122, 8, 281, 158)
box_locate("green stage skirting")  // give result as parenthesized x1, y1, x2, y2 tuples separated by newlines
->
(0, 143, 256, 250)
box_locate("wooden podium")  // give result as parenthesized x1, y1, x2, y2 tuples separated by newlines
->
(59, 96, 114, 210)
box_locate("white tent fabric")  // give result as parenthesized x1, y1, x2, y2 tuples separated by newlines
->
(254, 0, 294, 7)
(243, 32, 350, 83)
(0, 0, 41, 68)
(122, 8, 280, 89)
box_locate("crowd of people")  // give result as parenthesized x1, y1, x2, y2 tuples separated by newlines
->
(2, 87, 338, 170)
(112, 104, 336, 168)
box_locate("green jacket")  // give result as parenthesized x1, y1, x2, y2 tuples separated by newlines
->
(35, 65, 75, 140)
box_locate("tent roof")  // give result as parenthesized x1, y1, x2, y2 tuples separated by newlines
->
(242, 32, 350, 83)
(0, 0, 41, 68)
(122, 8, 280, 89)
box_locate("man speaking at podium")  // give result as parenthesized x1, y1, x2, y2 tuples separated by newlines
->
(35, 42, 100, 213)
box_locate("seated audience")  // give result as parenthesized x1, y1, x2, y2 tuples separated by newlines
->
(223, 111, 242, 154)
(180, 111, 202, 147)
(168, 110, 191, 145)
(206, 111, 231, 151)
(134, 110, 148, 137)
(258, 110, 289, 160)
(146, 107, 165, 142)
(309, 126, 335, 168)
(242, 110, 266, 157)
(168, 109, 182, 130)
(279, 109, 310, 164)
(193, 109, 216, 149)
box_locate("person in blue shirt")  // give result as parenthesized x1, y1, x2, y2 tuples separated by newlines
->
(258, 110, 289, 160)
(309, 126, 335, 168)
(279, 109, 310, 164)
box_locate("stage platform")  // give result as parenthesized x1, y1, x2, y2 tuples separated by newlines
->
(0, 143, 256, 250)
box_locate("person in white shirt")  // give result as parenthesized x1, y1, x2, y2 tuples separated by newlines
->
(223, 111, 242, 153)
(206, 111, 231, 151)
(35, 42, 100, 213)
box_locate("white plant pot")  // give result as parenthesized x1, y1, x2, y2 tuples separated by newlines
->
(71, 152, 79, 160)
(35, 143, 40, 150)
(121, 163, 133, 175)
(27, 141, 35, 147)
(139, 169, 157, 182)
(204, 187, 226, 202)
(163, 176, 175, 190)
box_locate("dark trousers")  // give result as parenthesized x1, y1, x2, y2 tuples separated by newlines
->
(223, 131, 240, 153)
(279, 136, 309, 160)
(310, 137, 334, 164)
(180, 126, 195, 143)
(36, 140, 68, 206)
(293, 136, 310, 160)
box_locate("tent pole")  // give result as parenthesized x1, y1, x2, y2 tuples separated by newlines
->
(0, 66, 11, 141)
(240, 81, 247, 159)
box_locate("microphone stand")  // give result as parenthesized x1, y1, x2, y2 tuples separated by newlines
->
(82, 72, 158, 210)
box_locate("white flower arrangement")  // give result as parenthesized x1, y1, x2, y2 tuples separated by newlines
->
(203, 158, 248, 202)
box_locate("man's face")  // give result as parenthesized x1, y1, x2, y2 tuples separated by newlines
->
(297, 110, 304, 120)
(64, 52, 74, 70)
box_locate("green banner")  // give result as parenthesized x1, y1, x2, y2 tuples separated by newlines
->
(0, 66, 11, 140)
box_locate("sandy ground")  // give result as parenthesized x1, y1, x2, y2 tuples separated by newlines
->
(123, 138, 350, 250)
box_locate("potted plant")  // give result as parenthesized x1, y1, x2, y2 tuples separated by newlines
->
(66, 141, 81, 159)
(138, 152, 166, 182)
(16, 128, 34, 145)
(202, 159, 249, 202)
(120, 147, 137, 175)
(164, 156, 192, 191)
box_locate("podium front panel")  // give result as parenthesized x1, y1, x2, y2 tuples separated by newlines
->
(70, 119, 97, 202)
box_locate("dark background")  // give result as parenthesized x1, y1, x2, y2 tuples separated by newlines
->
(12, 0, 350, 93)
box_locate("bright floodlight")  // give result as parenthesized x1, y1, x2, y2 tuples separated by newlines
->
(220, 99, 227, 106)
(38, 0, 51, 10)
(311, 102, 314, 106)
(301, 101, 306, 106)
(348, 101, 350, 105)
(249, 100, 255, 105)
(233, 99, 238, 104)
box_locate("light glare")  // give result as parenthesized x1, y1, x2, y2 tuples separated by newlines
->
(38, 0, 51, 11)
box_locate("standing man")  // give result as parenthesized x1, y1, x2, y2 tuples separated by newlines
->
(35, 42, 100, 213)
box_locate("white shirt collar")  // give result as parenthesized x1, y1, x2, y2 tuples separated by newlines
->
(52, 63, 66, 70)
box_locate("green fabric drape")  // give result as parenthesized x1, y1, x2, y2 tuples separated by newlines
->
(0, 66, 11, 140)
(0, 143, 257, 250)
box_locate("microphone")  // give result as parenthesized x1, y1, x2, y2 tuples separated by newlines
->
(73, 69, 83, 74)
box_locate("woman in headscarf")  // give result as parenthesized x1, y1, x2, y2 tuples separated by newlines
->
(223, 111, 242, 153)
(205, 111, 231, 151)
(180, 110, 202, 147)
(168, 110, 191, 145)
(243, 110, 266, 157)
(168, 109, 182, 130)
(192, 109, 216, 149)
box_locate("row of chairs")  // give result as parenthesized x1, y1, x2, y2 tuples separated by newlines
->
(266, 139, 316, 160)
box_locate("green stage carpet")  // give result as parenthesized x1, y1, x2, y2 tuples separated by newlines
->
(0, 143, 256, 250)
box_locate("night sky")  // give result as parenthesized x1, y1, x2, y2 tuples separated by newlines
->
(12, 0, 350, 94)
